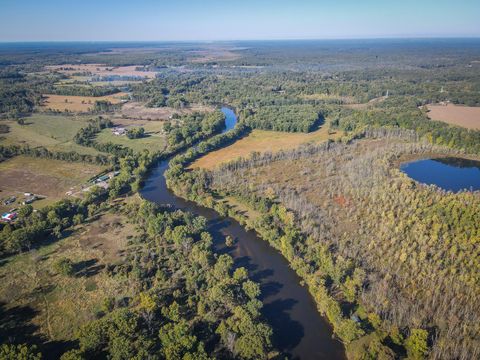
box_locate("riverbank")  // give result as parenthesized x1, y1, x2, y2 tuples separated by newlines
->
(142, 107, 347, 359)
(165, 122, 480, 359)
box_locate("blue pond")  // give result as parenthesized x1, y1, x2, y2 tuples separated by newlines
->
(401, 157, 480, 192)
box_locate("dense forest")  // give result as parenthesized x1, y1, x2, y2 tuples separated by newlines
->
(241, 104, 321, 132)
(1, 40, 480, 359)
(163, 111, 226, 149)
(0, 195, 275, 359)
(329, 97, 480, 154)
(60, 199, 275, 359)
(165, 129, 480, 359)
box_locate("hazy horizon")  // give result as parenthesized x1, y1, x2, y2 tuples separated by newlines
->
(1, 0, 479, 42)
(1, 36, 480, 45)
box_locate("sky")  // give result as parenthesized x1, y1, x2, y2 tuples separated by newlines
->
(0, 0, 479, 42)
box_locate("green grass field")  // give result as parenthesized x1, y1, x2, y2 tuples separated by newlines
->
(0, 113, 105, 156)
(95, 122, 167, 153)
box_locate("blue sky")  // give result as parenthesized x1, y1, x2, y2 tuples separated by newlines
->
(0, 0, 479, 41)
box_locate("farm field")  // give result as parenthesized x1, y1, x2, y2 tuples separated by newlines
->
(121, 102, 214, 120)
(95, 121, 167, 153)
(426, 103, 480, 129)
(40, 93, 128, 112)
(0, 156, 106, 213)
(0, 212, 135, 352)
(1, 37, 480, 360)
(0, 113, 104, 156)
(191, 124, 341, 169)
(46, 64, 157, 79)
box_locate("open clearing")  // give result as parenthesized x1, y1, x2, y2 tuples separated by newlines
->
(427, 103, 480, 129)
(0, 113, 104, 156)
(189, 46, 242, 63)
(46, 64, 157, 79)
(0, 212, 134, 346)
(191, 124, 341, 169)
(343, 95, 388, 110)
(95, 120, 167, 153)
(121, 102, 213, 120)
(40, 93, 129, 112)
(0, 156, 106, 212)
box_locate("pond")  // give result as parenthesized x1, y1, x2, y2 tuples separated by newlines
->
(401, 157, 480, 192)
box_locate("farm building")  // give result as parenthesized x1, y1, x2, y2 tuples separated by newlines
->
(95, 174, 110, 183)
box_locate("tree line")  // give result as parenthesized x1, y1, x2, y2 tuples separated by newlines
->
(204, 131, 480, 360)
(0, 144, 114, 165)
(57, 199, 275, 359)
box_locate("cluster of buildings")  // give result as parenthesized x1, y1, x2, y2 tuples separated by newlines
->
(1, 192, 40, 223)
(1, 171, 121, 223)
(82, 171, 120, 193)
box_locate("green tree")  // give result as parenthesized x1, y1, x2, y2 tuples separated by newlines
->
(405, 329, 429, 359)
(0, 344, 42, 360)
(54, 258, 74, 276)
(158, 321, 199, 360)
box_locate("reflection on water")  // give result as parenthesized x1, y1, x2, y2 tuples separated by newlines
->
(401, 157, 480, 192)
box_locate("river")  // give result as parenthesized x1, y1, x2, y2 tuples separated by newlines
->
(140, 107, 346, 360)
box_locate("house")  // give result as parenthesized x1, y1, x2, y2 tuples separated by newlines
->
(1, 212, 17, 222)
(112, 127, 126, 136)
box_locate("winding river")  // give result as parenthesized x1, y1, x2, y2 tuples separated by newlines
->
(141, 107, 346, 360)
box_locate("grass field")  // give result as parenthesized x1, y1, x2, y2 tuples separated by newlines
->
(0, 212, 135, 347)
(121, 102, 214, 120)
(46, 64, 157, 79)
(0, 113, 104, 156)
(95, 120, 167, 153)
(0, 156, 106, 213)
(191, 124, 341, 169)
(40, 93, 128, 112)
(189, 46, 242, 63)
(427, 103, 480, 129)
